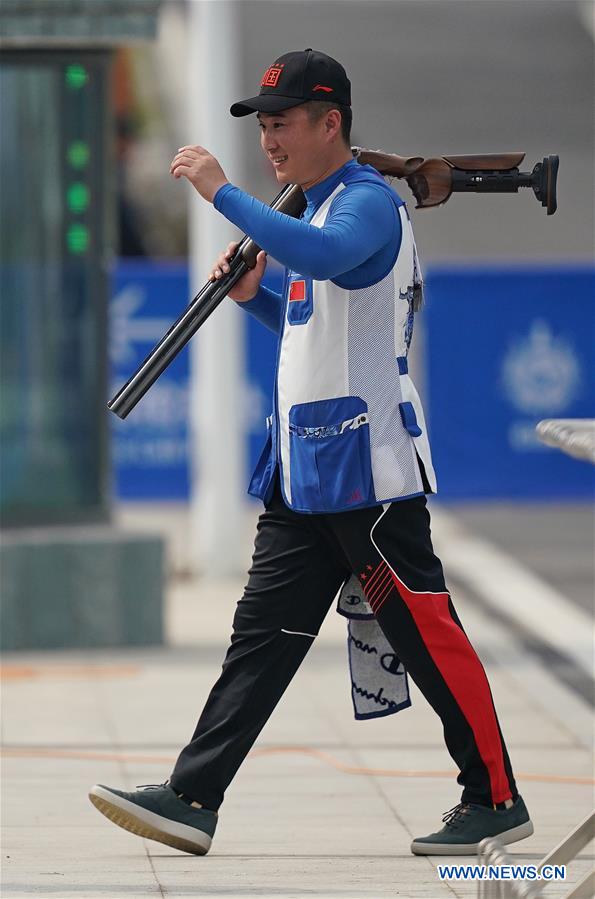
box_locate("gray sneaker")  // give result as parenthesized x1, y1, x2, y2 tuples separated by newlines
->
(411, 796, 533, 855)
(89, 782, 217, 855)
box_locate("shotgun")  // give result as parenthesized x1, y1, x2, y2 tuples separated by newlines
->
(108, 149, 558, 419)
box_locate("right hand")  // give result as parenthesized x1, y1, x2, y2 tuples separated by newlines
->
(209, 242, 267, 302)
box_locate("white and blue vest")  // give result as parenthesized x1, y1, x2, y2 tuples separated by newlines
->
(249, 176, 437, 514)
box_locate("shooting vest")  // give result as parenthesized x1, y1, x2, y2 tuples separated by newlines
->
(250, 174, 437, 514)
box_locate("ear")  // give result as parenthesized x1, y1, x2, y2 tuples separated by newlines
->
(324, 108, 342, 140)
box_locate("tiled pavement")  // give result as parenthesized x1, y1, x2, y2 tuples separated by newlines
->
(2, 560, 593, 898)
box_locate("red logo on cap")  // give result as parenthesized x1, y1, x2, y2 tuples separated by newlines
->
(261, 64, 284, 88)
(289, 280, 306, 302)
(313, 85, 333, 92)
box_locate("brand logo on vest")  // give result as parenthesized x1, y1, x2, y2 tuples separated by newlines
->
(289, 280, 306, 301)
(347, 487, 363, 504)
(261, 64, 284, 87)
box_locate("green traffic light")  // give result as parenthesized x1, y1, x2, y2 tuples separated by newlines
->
(67, 224, 90, 254)
(68, 141, 90, 169)
(67, 183, 90, 214)
(65, 64, 88, 90)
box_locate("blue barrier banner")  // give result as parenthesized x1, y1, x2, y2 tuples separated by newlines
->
(110, 261, 190, 499)
(110, 261, 282, 500)
(424, 265, 595, 499)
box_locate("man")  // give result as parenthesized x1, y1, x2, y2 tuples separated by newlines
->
(89, 49, 533, 858)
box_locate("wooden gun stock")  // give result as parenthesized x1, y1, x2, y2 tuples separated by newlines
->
(354, 148, 558, 214)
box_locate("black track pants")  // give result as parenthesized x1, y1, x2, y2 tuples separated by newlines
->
(170, 472, 518, 812)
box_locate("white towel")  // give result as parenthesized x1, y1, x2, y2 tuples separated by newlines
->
(336, 574, 411, 720)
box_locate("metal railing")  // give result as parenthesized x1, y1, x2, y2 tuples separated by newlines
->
(536, 419, 595, 464)
(476, 810, 595, 899)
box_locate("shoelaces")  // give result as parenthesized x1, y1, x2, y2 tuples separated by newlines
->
(135, 781, 170, 790)
(133, 781, 212, 814)
(441, 802, 473, 829)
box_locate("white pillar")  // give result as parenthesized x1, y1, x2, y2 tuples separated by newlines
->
(187, 0, 246, 575)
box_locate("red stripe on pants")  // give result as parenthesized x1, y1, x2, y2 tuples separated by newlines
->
(387, 571, 512, 804)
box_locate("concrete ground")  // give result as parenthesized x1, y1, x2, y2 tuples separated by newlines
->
(446, 503, 594, 615)
(1, 503, 593, 898)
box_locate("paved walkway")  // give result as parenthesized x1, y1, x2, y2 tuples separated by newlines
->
(2, 512, 593, 898)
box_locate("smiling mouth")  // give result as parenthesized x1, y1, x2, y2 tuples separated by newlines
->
(271, 155, 288, 166)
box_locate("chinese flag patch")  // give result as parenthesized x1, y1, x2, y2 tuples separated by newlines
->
(289, 280, 306, 302)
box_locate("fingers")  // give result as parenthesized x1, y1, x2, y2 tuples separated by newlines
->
(208, 244, 239, 281)
(170, 153, 194, 177)
(171, 163, 192, 179)
(177, 145, 206, 154)
(169, 146, 208, 175)
(169, 149, 198, 177)
(216, 246, 233, 274)
(255, 250, 267, 272)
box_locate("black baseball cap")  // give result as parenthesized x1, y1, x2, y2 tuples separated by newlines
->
(230, 48, 351, 117)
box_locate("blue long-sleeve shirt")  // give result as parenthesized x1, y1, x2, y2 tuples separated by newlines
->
(213, 158, 403, 334)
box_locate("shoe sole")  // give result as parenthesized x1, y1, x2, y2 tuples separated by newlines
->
(88, 785, 212, 856)
(410, 820, 534, 855)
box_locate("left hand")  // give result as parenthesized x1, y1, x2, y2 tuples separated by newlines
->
(170, 145, 229, 203)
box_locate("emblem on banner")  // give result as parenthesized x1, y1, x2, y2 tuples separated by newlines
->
(501, 319, 580, 414)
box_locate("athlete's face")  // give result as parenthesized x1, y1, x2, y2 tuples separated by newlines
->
(257, 105, 345, 190)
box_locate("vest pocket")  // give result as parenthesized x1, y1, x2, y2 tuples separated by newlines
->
(288, 396, 375, 511)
